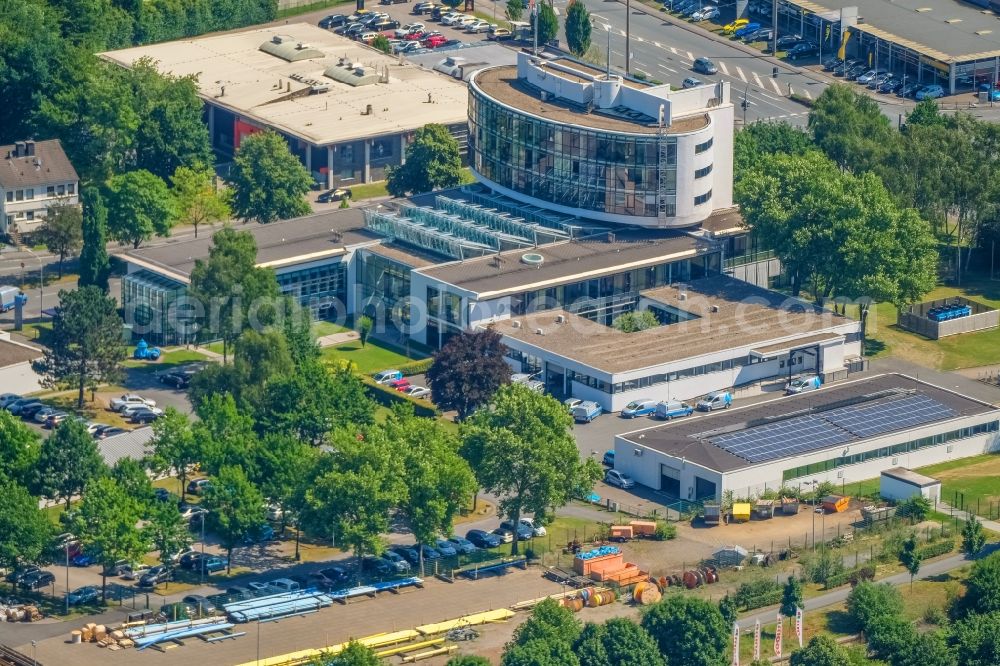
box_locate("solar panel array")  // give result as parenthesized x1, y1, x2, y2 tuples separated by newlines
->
(822, 393, 956, 439)
(708, 393, 957, 464)
(711, 415, 853, 463)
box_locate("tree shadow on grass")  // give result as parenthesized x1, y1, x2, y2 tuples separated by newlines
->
(863, 338, 887, 356)
(825, 609, 857, 635)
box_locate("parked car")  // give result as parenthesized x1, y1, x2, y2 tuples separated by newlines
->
(391, 545, 421, 565)
(682, 77, 703, 89)
(822, 56, 843, 71)
(67, 585, 100, 606)
(572, 401, 602, 423)
(491, 526, 514, 543)
(499, 520, 534, 541)
(733, 22, 761, 39)
(20, 403, 50, 420)
(402, 385, 431, 398)
(110, 394, 155, 412)
(103, 559, 134, 576)
(466, 20, 493, 33)
(120, 564, 151, 581)
(525, 380, 545, 393)
(413, 1, 437, 13)
(197, 557, 226, 574)
(7, 398, 41, 415)
(869, 72, 894, 89)
(71, 552, 95, 567)
(182, 594, 216, 617)
(242, 524, 275, 544)
(0, 393, 20, 408)
(121, 404, 163, 419)
(697, 391, 732, 411)
(361, 556, 396, 576)
(520, 517, 547, 537)
(434, 539, 458, 557)
(319, 14, 348, 29)
(180, 504, 208, 522)
(691, 6, 718, 20)
(318, 566, 350, 586)
(20, 571, 55, 590)
(786, 375, 822, 394)
(844, 63, 868, 80)
(447, 536, 478, 554)
(620, 399, 658, 418)
(487, 27, 512, 40)
(381, 550, 412, 572)
(423, 34, 448, 47)
(832, 59, 861, 76)
(389, 378, 412, 391)
(722, 18, 749, 34)
(692, 57, 717, 75)
(179, 551, 204, 569)
(897, 82, 923, 98)
(465, 529, 501, 549)
(138, 565, 173, 588)
(187, 478, 211, 495)
(94, 426, 126, 439)
(158, 372, 191, 388)
(775, 34, 804, 50)
(880, 78, 905, 95)
(916, 84, 945, 100)
(373, 369, 403, 384)
(655, 400, 694, 420)
(744, 27, 772, 43)
(602, 450, 615, 466)
(786, 42, 818, 60)
(604, 469, 636, 489)
(6, 565, 40, 584)
(44, 411, 69, 428)
(855, 69, 884, 85)
(131, 408, 161, 424)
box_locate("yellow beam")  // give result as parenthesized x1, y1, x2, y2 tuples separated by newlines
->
(402, 645, 459, 663)
(376, 638, 445, 657)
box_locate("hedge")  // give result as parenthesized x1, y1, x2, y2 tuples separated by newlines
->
(917, 539, 955, 560)
(360, 375, 440, 418)
(734, 579, 782, 611)
(397, 358, 434, 376)
(823, 564, 875, 590)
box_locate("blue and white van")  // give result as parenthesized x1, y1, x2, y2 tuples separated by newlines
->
(620, 399, 658, 418)
(655, 400, 695, 420)
(572, 401, 603, 423)
(697, 391, 732, 411)
(786, 375, 822, 394)
(373, 369, 403, 384)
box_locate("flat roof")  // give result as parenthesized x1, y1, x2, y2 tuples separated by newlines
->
(881, 467, 940, 488)
(473, 66, 710, 135)
(0, 338, 42, 367)
(492, 275, 852, 373)
(123, 208, 381, 281)
(699, 208, 745, 237)
(788, 0, 1000, 62)
(418, 232, 707, 297)
(620, 374, 998, 473)
(100, 23, 468, 146)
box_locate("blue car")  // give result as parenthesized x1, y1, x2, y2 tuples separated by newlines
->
(243, 524, 275, 545)
(71, 553, 95, 567)
(733, 22, 761, 39)
(655, 400, 695, 420)
(466, 529, 502, 549)
(620, 399, 658, 418)
(602, 450, 615, 466)
(199, 556, 225, 574)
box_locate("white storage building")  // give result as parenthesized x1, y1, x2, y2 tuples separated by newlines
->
(879, 467, 942, 503)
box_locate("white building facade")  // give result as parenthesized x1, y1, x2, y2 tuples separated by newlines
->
(0, 140, 80, 238)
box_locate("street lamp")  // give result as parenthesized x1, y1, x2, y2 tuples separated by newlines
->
(31, 640, 36, 666)
(742, 83, 750, 125)
(199, 511, 206, 584)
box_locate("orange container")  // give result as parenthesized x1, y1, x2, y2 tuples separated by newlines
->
(630, 521, 656, 536)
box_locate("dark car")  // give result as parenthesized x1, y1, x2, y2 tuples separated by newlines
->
(6, 565, 40, 584)
(197, 556, 225, 574)
(103, 559, 133, 576)
(318, 565, 350, 586)
(413, 1, 436, 13)
(392, 545, 421, 564)
(822, 56, 843, 71)
(20, 571, 55, 590)
(744, 27, 772, 43)
(845, 63, 868, 80)
(131, 408, 160, 424)
(181, 594, 216, 617)
(225, 585, 253, 600)
(20, 402, 49, 419)
(370, 19, 401, 31)
(833, 59, 860, 76)
(786, 42, 817, 60)
(360, 556, 395, 576)
(179, 551, 204, 570)
(465, 529, 502, 549)
(897, 82, 923, 98)
(692, 57, 717, 75)
(317, 187, 352, 203)
(158, 372, 191, 388)
(67, 585, 100, 606)
(153, 488, 173, 502)
(880, 78, 905, 94)
(71, 552, 95, 567)
(500, 520, 534, 541)
(775, 34, 803, 50)
(241, 523, 275, 545)
(95, 427, 127, 439)
(138, 565, 173, 588)
(319, 14, 348, 29)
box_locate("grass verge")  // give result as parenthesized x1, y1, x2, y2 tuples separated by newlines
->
(321, 337, 429, 375)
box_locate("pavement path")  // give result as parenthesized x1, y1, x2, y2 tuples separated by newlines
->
(938, 502, 1000, 534)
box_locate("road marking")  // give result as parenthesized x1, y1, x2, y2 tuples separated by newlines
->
(618, 29, 626, 36)
(653, 41, 661, 48)
(769, 78, 782, 94)
(752, 71, 763, 88)
(670, 46, 677, 54)
(804, 89, 813, 100)
(659, 65, 678, 74)
(735, 66, 747, 82)
(719, 61, 729, 75)
(686, 50, 694, 60)
(635, 36, 644, 42)
(592, 13, 609, 21)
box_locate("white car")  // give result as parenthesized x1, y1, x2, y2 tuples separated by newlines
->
(110, 394, 156, 412)
(403, 385, 431, 398)
(120, 564, 151, 581)
(693, 6, 719, 20)
(466, 20, 493, 33)
(395, 22, 424, 38)
(266, 504, 284, 521)
(525, 380, 545, 393)
(520, 517, 547, 537)
(604, 470, 636, 489)
(121, 403, 164, 417)
(440, 12, 464, 25)
(455, 15, 478, 27)
(86, 423, 109, 435)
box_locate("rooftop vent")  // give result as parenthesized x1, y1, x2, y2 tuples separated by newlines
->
(512, 320, 521, 329)
(556, 314, 566, 324)
(944, 18, 962, 23)
(679, 293, 687, 301)
(535, 328, 544, 335)
(710, 305, 719, 313)
(521, 252, 544, 266)
(259, 36, 324, 62)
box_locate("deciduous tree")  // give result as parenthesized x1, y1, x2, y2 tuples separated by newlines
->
(845, 581, 904, 632)
(0, 411, 40, 488)
(640, 596, 729, 666)
(506, 0, 524, 21)
(111, 457, 154, 511)
(426, 328, 511, 420)
(171, 165, 230, 238)
(35, 419, 107, 510)
(386, 124, 463, 197)
(900, 534, 922, 589)
(202, 465, 266, 573)
(228, 130, 311, 224)
(574, 618, 664, 666)
(461, 384, 602, 555)
(537, 3, 559, 46)
(808, 84, 897, 173)
(564, 0, 592, 56)
(148, 408, 199, 500)
(612, 310, 658, 333)
(0, 480, 52, 571)
(75, 476, 147, 600)
(963, 515, 986, 557)
(41, 203, 83, 278)
(105, 168, 176, 248)
(310, 641, 383, 666)
(510, 598, 582, 648)
(78, 187, 111, 291)
(34, 286, 125, 407)
(951, 611, 1000, 666)
(145, 500, 193, 569)
(957, 551, 1000, 617)
(789, 635, 855, 666)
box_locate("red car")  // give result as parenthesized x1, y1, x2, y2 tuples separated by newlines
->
(389, 378, 411, 391)
(405, 31, 427, 40)
(423, 34, 447, 47)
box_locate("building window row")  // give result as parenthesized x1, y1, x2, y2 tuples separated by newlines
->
(781, 420, 1000, 482)
(564, 355, 750, 395)
(695, 138, 714, 154)
(4, 184, 75, 203)
(694, 164, 713, 179)
(694, 190, 712, 206)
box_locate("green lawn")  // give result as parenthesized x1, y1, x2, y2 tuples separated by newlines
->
(348, 181, 389, 201)
(123, 348, 209, 371)
(859, 278, 1000, 370)
(321, 338, 428, 375)
(16, 321, 53, 345)
(311, 320, 352, 338)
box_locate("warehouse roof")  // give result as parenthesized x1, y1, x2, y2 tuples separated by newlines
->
(99, 23, 468, 146)
(418, 232, 708, 297)
(786, 0, 1000, 62)
(619, 374, 997, 473)
(493, 275, 853, 373)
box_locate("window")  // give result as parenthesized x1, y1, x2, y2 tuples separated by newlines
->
(15, 190, 23, 201)
(694, 164, 713, 179)
(56, 185, 65, 196)
(695, 138, 713, 154)
(46, 186, 55, 196)
(4, 192, 11, 202)
(694, 190, 712, 206)
(25, 211, 33, 220)
(67, 183, 76, 195)
(25, 189, 33, 200)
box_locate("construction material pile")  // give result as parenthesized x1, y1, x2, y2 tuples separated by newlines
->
(70, 623, 136, 650)
(573, 546, 647, 587)
(1, 604, 42, 622)
(608, 520, 657, 541)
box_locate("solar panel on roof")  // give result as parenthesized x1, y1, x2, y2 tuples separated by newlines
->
(707, 392, 957, 464)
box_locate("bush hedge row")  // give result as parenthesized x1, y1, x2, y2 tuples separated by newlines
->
(734, 579, 783, 610)
(360, 375, 440, 418)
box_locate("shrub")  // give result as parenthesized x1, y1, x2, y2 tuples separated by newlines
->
(917, 539, 955, 560)
(398, 358, 434, 376)
(733, 579, 782, 611)
(360, 375, 440, 417)
(653, 521, 676, 541)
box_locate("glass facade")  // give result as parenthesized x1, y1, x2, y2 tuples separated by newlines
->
(121, 270, 190, 346)
(358, 252, 412, 329)
(469, 87, 677, 218)
(277, 262, 348, 320)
